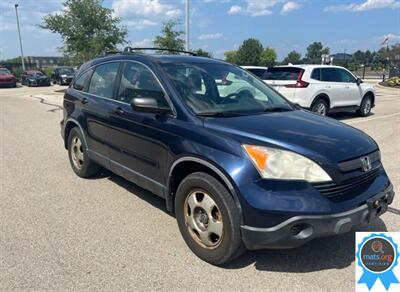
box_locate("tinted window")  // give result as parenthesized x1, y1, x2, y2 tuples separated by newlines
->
(117, 62, 169, 107)
(321, 68, 356, 83)
(0, 68, 11, 75)
(311, 69, 321, 80)
(321, 68, 341, 82)
(88, 62, 119, 98)
(246, 68, 267, 78)
(73, 70, 92, 91)
(338, 69, 357, 83)
(263, 67, 302, 80)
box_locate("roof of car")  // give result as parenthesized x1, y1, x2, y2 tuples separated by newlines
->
(241, 66, 269, 70)
(25, 70, 42, 74)
(276, 64, 347, 69)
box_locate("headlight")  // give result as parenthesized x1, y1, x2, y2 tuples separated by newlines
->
(243, 144, 332, 182)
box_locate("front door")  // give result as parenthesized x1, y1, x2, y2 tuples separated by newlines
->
(107, 61, 174, 196)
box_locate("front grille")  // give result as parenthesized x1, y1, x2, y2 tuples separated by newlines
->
(313, 168, 380, 198)
(338, 150, 380, 172)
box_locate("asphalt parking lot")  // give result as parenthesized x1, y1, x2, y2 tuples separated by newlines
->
(0, 82, 399, 291)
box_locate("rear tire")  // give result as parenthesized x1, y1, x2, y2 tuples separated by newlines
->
(311, 98, 328, 116)
(67, 127, 100, 178)
(175, 172, 244, 265)
(357, 95, 373, 117)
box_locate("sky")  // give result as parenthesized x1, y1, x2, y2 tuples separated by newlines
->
(0, 0, 399, 61)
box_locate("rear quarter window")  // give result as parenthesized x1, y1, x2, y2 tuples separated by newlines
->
(263, 67, 302, 80)
(311, 69, 321, 80)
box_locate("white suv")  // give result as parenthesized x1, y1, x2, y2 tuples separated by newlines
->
(247, 65, 375, 116)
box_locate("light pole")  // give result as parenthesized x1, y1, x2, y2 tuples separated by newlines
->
(185, 0, 189, 52)
(15, 3, 25, 71)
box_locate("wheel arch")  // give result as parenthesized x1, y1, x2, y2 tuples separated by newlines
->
(63, 119, 87, 150)
(311, 93, 331, 109)
(363, 91, 375, 106)
(166, 157, 243, 223)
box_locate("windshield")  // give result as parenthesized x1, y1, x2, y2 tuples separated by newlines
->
(264, 67, 303, 80)
(29, 72, 44, 77)
(162, 63, 292, 115)
(59, 68, 74, 74)
(0, 69, 11, 75)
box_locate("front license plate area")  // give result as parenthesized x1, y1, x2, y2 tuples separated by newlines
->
(366, 189, 393, 222)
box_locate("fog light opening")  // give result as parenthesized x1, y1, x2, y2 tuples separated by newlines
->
(290, 223, 313, 239)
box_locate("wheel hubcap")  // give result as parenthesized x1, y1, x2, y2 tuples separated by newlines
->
(364, 99, 371, 114)
(71, 136, 84, 169)
(184, 190, 223, 249)
(315, 103, 326, 115)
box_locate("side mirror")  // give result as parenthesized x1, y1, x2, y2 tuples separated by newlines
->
(131, 97, 171, 114)
(356, 78, 363, 86)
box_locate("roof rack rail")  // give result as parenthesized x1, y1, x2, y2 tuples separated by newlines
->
(104, 50, 122, 55)
(123, 47, 197, 56)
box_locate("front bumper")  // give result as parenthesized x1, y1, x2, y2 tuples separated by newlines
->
(241, 184, 395, 250)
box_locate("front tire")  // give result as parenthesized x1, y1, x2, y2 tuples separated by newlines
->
(311, 99, 328, 116)
(357, 95, 373, 117)
(67, 127, 100, 178)
(175, 172, 244, 265)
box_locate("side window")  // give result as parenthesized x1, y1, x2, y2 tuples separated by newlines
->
(338, 69, 357, 83)
(117, 62, 169, 107)
(73, 70, 92, 91)
(88, 62, 119, 99)
(311, 69, 321, 80)
(321, 68, 340, 82)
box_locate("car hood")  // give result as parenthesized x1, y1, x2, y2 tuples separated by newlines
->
(0, 74, 15, 79)
(29, 76, 48, 80)
(203, 110, 377, 163)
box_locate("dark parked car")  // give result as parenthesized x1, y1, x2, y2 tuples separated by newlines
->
(52, 66, 75, 85)
(61, 48, 395, 265)
(0, 67, 17, 88)
(21, 70, 51, 87)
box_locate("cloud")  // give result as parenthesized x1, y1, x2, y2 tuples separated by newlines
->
(198, 33, 223, 40)
(228, 5, 242, 14)
(227, 0, 277, 17)
(122, 19, 158, 29)
(325, 0, 400, 12)
(281, 1, 302, 15)
(112, 0, 181, 17)
(129, 38, 154, 47)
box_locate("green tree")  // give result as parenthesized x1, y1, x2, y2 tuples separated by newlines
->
(236, 38, 263, 65)
(305, 42, 330, 61)
(41, 0, 127, 64)
(154, 20, 185, 53)
(260, 47, 277, 67)
(224, 50, 238, 64)
(353, 50, 366, 64)
(282, 50, 301, 64)
(193, 49, 212, 57)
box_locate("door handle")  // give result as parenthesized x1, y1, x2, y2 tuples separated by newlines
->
(112, 107, 125, 115)
(81, 97, 88, 104)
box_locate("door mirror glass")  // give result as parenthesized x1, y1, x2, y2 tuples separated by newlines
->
(356, 78, 363, 86)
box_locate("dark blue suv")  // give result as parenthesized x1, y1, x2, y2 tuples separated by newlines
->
(61, 48, 394, 265)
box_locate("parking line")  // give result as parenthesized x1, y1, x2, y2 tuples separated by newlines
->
(346, 112, 400, 125)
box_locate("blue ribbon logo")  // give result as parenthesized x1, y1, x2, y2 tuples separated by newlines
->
(357, 233, 399, 290)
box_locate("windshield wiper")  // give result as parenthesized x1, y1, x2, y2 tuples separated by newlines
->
(196, 111, 247, 117)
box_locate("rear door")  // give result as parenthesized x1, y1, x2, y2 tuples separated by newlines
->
(262, 67, 302, 100)
(82, 62, 121, 163)
(320, 68, 346, 107)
